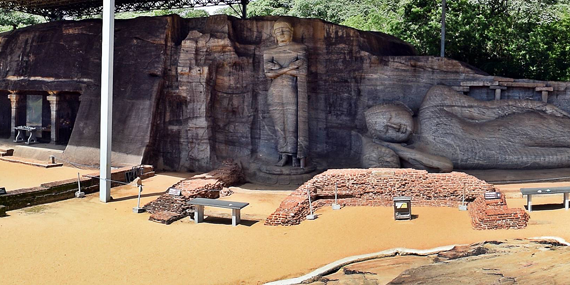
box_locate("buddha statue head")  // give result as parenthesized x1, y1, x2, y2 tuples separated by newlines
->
(365, 103, 415, 143)
(273, 18, 294, 46)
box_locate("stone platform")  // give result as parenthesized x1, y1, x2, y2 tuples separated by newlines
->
(248, 161, 320, 186)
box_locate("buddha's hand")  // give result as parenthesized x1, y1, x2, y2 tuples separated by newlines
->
(266, 62, 282, 70)
(288, 58, 305, 69)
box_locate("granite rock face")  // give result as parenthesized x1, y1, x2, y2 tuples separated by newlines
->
(1, 15, 570, 181)
(304, 239, 570, 285)
(361, 85, 570, 171)
(0, 16, 183, 165)
(149, 15, 417, 175)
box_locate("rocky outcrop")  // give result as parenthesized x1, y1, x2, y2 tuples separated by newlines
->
(303, 239, 570, 285)
(0, 16, 183, 166)
(389, 239, 570, 284)
(2, 15, 569, 181)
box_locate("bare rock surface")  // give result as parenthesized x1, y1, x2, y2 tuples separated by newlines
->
(2, 16, 570, 182)
(305, 239, 570, 285)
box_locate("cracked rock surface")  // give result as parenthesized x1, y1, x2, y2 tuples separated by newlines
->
(305, 239, 569, 284)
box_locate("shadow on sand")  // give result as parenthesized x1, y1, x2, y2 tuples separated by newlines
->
(525, 203, 567, 212)
(111, 192, 163, 202)
(197, 216, 259, 227)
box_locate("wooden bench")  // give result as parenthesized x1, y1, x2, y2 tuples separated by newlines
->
(520, 186, 570, 212)
(188, 198, 249, 226)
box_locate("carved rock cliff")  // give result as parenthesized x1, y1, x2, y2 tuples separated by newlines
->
(1, 15, 569, 182)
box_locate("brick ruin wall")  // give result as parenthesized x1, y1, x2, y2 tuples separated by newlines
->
(144, 160, 244, 224)
(0, 165, 155, 211)
(468, 193, 530, 230)
(265, 168, 529, 229)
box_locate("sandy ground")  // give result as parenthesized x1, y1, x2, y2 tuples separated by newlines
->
(0, 160, 92, 191)
(1, 164, 570, 284)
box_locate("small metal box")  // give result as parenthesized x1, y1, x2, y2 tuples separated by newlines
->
(393, 196, 412, 220)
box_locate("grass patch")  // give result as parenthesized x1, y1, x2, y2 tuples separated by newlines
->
(22, 205, 49, 214)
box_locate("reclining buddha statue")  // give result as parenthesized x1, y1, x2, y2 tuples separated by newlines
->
(361, 85, 570, 172)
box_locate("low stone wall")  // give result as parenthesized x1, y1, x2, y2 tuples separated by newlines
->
(468, 193, 530, 230)
(0, 165, 154, 211)
(144, 161, 244, 224)
(265, 168, 495, 226)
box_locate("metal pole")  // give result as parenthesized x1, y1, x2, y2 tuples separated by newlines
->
(100, 0, 115, 203)
(459, 182, 467, 211)
(440, 0, 446, 58)
(332, 182, 341, 210)
(77, 173, 81, 193)
(241, 0, 248, 19)
(306, 188, 315, 220)
(133, 184, 145, 213)
(75, 172, 85, 198)
(335, 183, 338, 204)
(137, 185, 142, 208)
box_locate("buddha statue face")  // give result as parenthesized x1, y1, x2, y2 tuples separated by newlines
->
(365, 104, 414, 143)
(273, 20, 293, 45)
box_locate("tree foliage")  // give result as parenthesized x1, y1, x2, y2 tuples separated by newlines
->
(219, 0, 570, 81)
(1, 1, 568, 80)
(391, 0, 570, 80)
(0, 9, 44, 32)
(114, 8, 209, 20)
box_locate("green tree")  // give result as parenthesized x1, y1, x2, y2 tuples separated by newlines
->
(221, 0, 569, 80)
(340, 0, 403, 34)
(392, 0, 570, 80)
(288, 0, 358, 23)
(0, 9, 44, 32)
(114, 8, 209, 20)
(247, 0, 294, 16)
(216, 0, 293, 17)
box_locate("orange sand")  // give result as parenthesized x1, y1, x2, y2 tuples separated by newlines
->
(0, 160, 92, 191)
(1, 166, 570, 284)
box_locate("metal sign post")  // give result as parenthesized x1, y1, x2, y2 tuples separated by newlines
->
(133, 183, 145, 213)
(306, 188, 315, 220)
(75, 172, 85, 198)
(332, 182, 341, 210)
(459, 183, 467, 211)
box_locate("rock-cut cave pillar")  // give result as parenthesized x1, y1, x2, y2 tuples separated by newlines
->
(7, 91, 24, 140)
(46, 91, 60, 144)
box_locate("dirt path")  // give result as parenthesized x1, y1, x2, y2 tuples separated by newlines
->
(0, 160, 92, 191)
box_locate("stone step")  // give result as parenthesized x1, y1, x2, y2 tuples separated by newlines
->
(0, 156, 63, 168)
(0, 148, 14, 157)
(140, 171, 156, 179)
(149, 211, 185, 225)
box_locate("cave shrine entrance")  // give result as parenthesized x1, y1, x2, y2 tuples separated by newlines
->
(0, 0, 251, 202)
(3, 90, 81, 145)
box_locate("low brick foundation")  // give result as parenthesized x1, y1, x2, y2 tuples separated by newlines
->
(144, 161, 243, 224)
(0, 165, 154, 211)
(468, 192, 530, 230)
(265, 168, 528, 229)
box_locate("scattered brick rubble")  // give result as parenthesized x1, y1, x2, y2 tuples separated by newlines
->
(144, 161, 244, 224)
(265, 168, 529, 229)
(468, 192, 530, 230)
